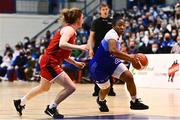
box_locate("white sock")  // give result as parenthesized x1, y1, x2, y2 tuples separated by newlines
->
(20, 97, 27, 106)
(49, 102, 57, 109)
(131, 96, 137, 103)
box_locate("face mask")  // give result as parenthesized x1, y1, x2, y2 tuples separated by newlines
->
(140, 34, 144, 38)
(150, 9, 153, 13)
(130, 46, 135, 49)
(172, 33, 176, 37)
(6, 47, 10, 50)
(126, 35, 130, 39)
(149, 39, 154, 44)
(138, 21, 142, 24)
(35, 44, 39, 48)
(20, 52, 24, 56)
(165, 37, 170, 41)
(159, 34, 163, 38)
(132, 24, 137, 28)
(152, 48, 158, 53)
(143, 6, 147, 10)
(177, 41, 180, 45)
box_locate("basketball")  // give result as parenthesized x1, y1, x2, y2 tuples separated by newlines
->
(132, 53, 148, 70)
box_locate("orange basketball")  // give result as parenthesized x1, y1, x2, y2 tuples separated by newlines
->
(132, 53, 148, 70)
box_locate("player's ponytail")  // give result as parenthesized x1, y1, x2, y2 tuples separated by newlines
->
(60, 8, 82, 24)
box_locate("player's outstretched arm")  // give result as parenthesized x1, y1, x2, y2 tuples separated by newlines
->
(59, 26, 88, 51)
(108, 39, 134, 62)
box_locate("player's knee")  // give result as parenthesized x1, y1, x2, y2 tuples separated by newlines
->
(68, 85, 76, 93)
(124, 74, 134, 83)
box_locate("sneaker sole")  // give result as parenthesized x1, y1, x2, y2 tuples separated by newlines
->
(130, 107, 149, 110)
(44, 110, 52, 117)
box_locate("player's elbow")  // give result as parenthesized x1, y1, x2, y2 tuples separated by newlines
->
(59, 42, 67, 49)
(109, 48, 118, 55)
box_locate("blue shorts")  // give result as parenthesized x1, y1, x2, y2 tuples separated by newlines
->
(89, 59, 121, 84)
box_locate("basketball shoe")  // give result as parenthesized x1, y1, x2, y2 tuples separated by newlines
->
(44, 105, 64, 119)
(13, 99, 25, 116)
(130, 98, 149, 110)
(96, 97, 109, 112)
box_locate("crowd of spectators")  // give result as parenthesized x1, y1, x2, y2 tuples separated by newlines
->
(0, 2, 180, 82)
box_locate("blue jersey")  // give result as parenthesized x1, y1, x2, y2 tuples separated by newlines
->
(89, 29, 122, 83)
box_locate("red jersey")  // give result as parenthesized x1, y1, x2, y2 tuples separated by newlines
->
(39, 26, 76, 81)
(45, 28, 76, 61)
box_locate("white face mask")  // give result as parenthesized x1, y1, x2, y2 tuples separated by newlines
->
(177, 41, 180, 45)
(159, 34, 163, 38)
(152, 48, 158, 53)
(172, 33, 177, 37)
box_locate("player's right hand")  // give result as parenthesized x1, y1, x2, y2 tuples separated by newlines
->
(79, 44, 89, 51)
(129, 54, 136, 63)
(88, 49, 94, 59)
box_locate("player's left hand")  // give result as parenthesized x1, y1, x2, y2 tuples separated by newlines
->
(75, 61, 86, 69)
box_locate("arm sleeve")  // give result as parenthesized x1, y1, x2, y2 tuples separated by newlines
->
(104, 30, 119, 42)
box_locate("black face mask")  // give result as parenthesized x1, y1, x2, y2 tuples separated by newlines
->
(130, 46, 135, 49)
(6, 47, 10, 50)
(126, 36, 130, 39)
(20, 52, 24, 56)
(165, 37, 170, 41)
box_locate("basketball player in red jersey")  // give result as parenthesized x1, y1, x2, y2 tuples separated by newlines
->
(13, 8, 88, 119)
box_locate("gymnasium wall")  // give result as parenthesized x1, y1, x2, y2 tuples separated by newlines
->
(0, 14, 57, 55)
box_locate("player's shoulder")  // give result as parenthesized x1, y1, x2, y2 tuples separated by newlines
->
(104, 29, 119, 40)
(60, 26, 75, 35)
(62, 26, 74, 32)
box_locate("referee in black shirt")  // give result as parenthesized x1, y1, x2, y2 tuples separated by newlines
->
(88, 3, 116, 96)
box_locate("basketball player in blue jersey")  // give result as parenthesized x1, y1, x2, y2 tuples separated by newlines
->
(89, 17, 149, 112)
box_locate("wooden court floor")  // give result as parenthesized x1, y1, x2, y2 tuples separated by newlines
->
(0, 81, 180, 120)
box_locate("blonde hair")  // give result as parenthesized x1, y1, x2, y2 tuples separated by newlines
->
(60, 8, 82, 24)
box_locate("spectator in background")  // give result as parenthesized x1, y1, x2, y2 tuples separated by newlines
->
(4, 43, 14, 56)
(128, 40, 138, 54)
(158, 31, 164, 44)
(46, 30, 51, 41)
(149, 42, 161, 54)
(171, 29, 178, 41)
(12, 44, 22, 62)
(24, 49, 36, 81)
(88, 3, 116, 96)
(171, 36, 180, 54)
(23, 37, 31, 50)
(160, 33, 175, 53)
(175, 2, 180, 27)
(12, 50, 28, 81)
(0, 52, 13, 80)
